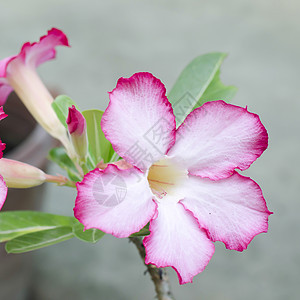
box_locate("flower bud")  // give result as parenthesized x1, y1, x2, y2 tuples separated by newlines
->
(0, 158, 46, 188)
(66, 106, 88, 162)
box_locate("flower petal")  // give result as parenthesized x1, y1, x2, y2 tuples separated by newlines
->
(102, 72, 176, 171)
(17, 28, 69, 69)
(168, 100, 268, 180)
(180, 172, 272, 251)
(0, 140, 5, 159)
(0, 79, 13, 106)
(0, 28, 69, 105)
(74, 164, 157, 238)
(0, 56, 15, 78)
(0, 106, 8, 121)
(144, 201, 215, 284)
(0, 175, 8, 210)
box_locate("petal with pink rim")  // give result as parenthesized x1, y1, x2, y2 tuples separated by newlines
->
(0, 28, 69, 105)
(0, 56, 15, 78)
(144, 200, 215, 284)
(180, 172, 272, 251)
(17, 28, 69, 68)
(168, 100, 268, 180)
(101, 72, 176, 171)
(0, 175, 7, 210)
(74, 164, 157, 238)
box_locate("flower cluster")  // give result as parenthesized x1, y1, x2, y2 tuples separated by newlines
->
(0, 29, 271, 285)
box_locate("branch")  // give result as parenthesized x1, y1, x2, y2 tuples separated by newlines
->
(129, 236, 175, 300)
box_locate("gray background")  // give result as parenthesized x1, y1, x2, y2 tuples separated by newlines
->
(0, 0, 299, 299)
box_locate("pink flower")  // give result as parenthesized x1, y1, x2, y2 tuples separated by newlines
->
(0, 29, 73, 154)
(0, 107, 8, 209)
(74, 72, 271, 284)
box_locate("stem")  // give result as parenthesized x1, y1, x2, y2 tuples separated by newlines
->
(73, 161, 84, 178)
(45, 174, 76, 188)
(129, 236, 175, 300)
(80, 163, 89, 175)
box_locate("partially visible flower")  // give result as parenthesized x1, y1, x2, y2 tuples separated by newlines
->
(0, 28, 73, 156)
(66, 105, 88, 162)
(74, 72, 271, 284)
(0, 107, 8, 209)
(0, 176, 7, 210)
(0, 107, 7, 158)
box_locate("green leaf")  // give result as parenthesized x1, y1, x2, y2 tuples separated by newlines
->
(48, 147, 81, 182)
(5, 227, 74, 253)
(168, 53, 237, 126)
(72, 220, 105, 243)
(197, 70, 237, 108)
(130, 224, 150, 237)
(82, 109, 115, 166)
(52, 95, 78, 129)
(0, 211, 106, 252)
(0, 211, 74, 242)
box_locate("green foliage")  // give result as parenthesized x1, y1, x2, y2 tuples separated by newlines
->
(48, 147, 81, 182)
(130, 224, 150, 237)
(52, 95, 79, 129)
(168, 53, 237, 126)
(5, 227, 74, 253)
(0, 211, 73, 242)
(198, 70, 237, 107)
(50, 97, 117, 178)
(82, 109, 115, 166)
(72, 219, 105, 243)
(0, 211, 105, 253)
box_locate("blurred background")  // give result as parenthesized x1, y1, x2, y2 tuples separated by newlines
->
(0, 0, 299, 299)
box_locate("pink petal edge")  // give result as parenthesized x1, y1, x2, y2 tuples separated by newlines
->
(0, 175, 8, 210)
(74, 164, 157, 238)
(144, 201, 215, 284)
(101, 72, 176, 171)
(168, 100, 268, 180)
(0, 28, 69, 78)
(181, 172, 272, 251)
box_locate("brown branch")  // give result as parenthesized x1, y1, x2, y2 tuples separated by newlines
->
(129, 236, 175, 300)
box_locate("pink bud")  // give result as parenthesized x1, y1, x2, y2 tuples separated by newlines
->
(66, 106, 88, 162)
(67, 105, 86, 135)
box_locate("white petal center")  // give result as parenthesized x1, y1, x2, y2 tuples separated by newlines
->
(147, 157, 187, 202)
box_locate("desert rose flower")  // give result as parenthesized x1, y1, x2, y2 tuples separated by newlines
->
(74, 72, 271, 284)
(66, 105, 88, 163)
(0, 28, 74, 156)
